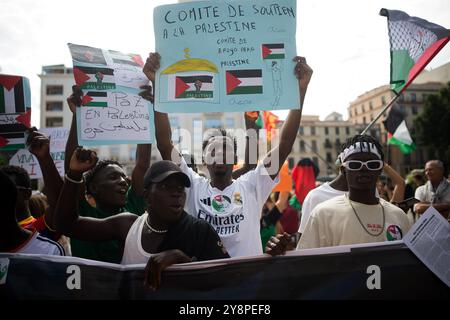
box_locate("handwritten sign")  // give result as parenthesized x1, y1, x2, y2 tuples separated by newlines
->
(68, 44, 154, 146)
(0, 75, 31, 150)
(9, 127, 69, 179)
(153, 0, 299, 113)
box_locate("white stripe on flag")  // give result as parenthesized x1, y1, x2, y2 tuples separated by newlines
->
(238, 77, 262, 86)
(269, 48, 285, 54)
(4, 88, 16, 113)
(3, 137, 24, 145)
(393, 120, 413, 145)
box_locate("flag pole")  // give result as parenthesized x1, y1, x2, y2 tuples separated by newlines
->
(361, 92, 399, 135)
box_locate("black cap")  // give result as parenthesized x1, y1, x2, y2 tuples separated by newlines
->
(144, 160, 191, 189)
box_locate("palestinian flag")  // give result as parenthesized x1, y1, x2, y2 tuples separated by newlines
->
(0, 75, 30, 114)
(380, 9, 450, 94)
(68, 43, 107, 65)
(73, 66, 115, 90)
(109, 50, 144, 67)
(226, 69, 263, 95)
(174, 75, 214, 99)
(82, 91, 110, 107)
(262, 44, 285, 59)
(383, 105, 416, 154)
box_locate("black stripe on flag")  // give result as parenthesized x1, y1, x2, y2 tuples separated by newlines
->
(0, 132, 25, 139)
(0, 123, 28, 133)
(178, 76, 213, 83)
(76, 66, 114, 75)
(265, 44, 285, 49)
(86, 91, 108, 97)
(383, 105, 405, 134)
(13, 78, 25, 113)
(228, 69, 262, 78)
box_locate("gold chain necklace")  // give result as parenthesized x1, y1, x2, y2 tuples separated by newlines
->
(346, 195, 385, 237)
(145, 216, 168, 234)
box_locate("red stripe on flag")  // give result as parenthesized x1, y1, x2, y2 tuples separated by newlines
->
(401, 36, 450, 94)
(261, 45, 272, 59)
(16, 109, 31, 128)
(175, 77, 190, 98)
(132, 55, 144, 67)
(73, 67, 90, 86)
(225, 72, 242, 94)
(0, 75, 22, 91)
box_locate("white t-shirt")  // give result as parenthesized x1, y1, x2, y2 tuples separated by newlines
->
(180, 159, 279, 257)
(297, 195, 411, 249)
(16, 232, 65, 256)
(298, 182, 346, 234)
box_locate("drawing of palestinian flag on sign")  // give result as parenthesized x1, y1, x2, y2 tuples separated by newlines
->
(169, 75, 214, 100)
(226, 69, 263, 95)
(262, 44, 285, 59)
(73, 66, 115, 90)
(81, 91, 111, 107)
(0, 75, 31, 150)
(68, 43, 107, 65)
(109, 50, 144, 67)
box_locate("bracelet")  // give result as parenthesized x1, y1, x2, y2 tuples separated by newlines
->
(64, 173, 84, 184)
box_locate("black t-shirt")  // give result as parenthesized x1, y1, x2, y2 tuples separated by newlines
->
(158, 212, 230, 261)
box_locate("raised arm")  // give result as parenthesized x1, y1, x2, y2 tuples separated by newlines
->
(142, 52, 181, 163)
(55, 147, 136, 242)
(263, 57, 313, 179)
(131, 144, 151, 196)
(27, 129, 63, 229)
(232, 112, 259, 179)
(383, 163, 405, 203)
(64, 86, 82, 172)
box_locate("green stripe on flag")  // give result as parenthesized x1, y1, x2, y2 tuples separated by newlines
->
(0, 143, 26, 151)
(266, 54, 285, 59)
(255, 113, 264, 128)
(85, 102, 108, 107)
(390, 50, 415, 94)
(388, 136, 416, 154)
(229, 86, 263, 95)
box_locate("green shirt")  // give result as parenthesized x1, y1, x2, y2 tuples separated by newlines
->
(70, 187, 147, 263)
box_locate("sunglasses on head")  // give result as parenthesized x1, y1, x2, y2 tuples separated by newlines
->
(342, 160, 384, 171)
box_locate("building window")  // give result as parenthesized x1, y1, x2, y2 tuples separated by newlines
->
(324, 127, 329, 135)
(45, 117, 63, 127)
(299, 140, 305, 152)
(298, 126, 304, 135)
(46, 101, 63, 111)
(369, 101, 373, 110)
(204, 118, 222, 129)
(370, 114, 374, 121)
(381, 96, 386, 105)
(345, 127, 350, 135)
(412, 105, 418, 115)
(324, 138, 332, 148)
(311, 140, 317, 152)
(410, 93, 417, 103)
(362, 104, 365, 113)
(326, 152, 332, 163)
(335, 127, 340, 135)
(46, 85, 63, 95)
(362, 116, 366, 124)
(310, 126, 316, 135)
(225, 118, 235, 128)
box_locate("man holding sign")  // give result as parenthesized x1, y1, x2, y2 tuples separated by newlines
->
(143, 52, 312, 258)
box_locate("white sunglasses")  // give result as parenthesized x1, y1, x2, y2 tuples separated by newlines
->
(342, 160, 384, 171)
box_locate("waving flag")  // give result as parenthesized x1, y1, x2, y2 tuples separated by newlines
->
(380, 9, 450, 94)
(383, 105, 416, 154)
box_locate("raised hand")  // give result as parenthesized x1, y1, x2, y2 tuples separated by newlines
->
(66, 85, 83, 114)
(293, 56, 313, 92)
(144, 249, 190, 290)
(69, 147, 98, 174)
(27, 128, 50, 160)
(143, 52, 161, 83)
(265, 232, 291, 256)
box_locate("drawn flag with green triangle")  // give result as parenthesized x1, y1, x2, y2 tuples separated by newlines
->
(380, 9, 450, 94)
(262, 44, 285, 59)
(73, 66, 116, 90)
(226, 69, 263, 95)
(383, 105, 416, 154)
